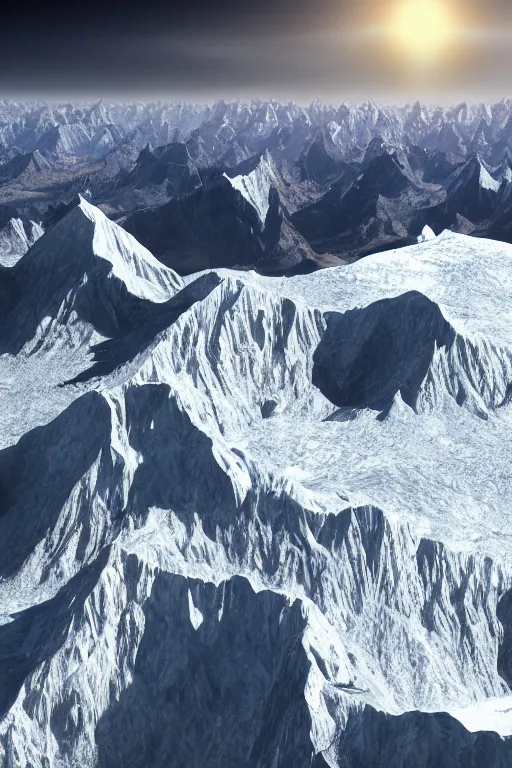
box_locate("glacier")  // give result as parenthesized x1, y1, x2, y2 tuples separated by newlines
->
(0, 201, 512, 765)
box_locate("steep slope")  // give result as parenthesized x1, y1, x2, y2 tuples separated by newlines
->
(0, 215, 43, 267)
(292, 150, 442, 259)
(122, 142, 201, 196)
(97, 142, 203, 215)
(0, 197, 182, 356)
(298, 129, 359, 188)
(487, 168, 512, 242)
(426, 156, 503, 233)
(2, 98, 512, 168)
(36, 123, 94, 158)
(1, 226, 512, 766)
(0, 150, 51, 186)
(421, 118, 468, 156)
(3, 100, 512, 264)
(408, 146, 464, 184)
(123, 152, 318, 274)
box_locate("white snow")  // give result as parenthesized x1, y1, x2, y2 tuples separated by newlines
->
(1, 207, 512, 764)
(188, 589, 204, 630)
(78, 196, 183, 302)
(451, 696, 512, 737)
(479, 162, 501, 192)
(417, 224, 436, 243)
(224, 152, 277, 224)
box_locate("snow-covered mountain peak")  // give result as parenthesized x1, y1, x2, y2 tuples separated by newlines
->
(223, 150, 279, 224)
(3, 102, 512, 766)
(0, 199, 184, 359)
(448, 155, 499, 193)
(23, 197, 182, 303)
(479, 159, 502, 192)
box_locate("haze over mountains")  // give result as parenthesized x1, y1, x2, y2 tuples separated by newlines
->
(2, 98, 512, 766)
(2, 98, 512, 273)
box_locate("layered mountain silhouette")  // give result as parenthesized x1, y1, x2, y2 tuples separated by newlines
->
(1, 100, 512, 272)
(291, 150, 438, 258)
(123, 153, 321, 274)
(0, 150, 51, 186)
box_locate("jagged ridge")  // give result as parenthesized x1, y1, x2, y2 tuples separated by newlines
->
(1, 203, 512, 765)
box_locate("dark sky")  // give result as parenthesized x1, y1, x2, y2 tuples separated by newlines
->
(3, 0, 512, 102)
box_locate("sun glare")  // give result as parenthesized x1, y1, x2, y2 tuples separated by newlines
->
(389, 0, 456, 67)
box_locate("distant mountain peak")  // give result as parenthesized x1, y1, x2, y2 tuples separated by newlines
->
(223, 150, 278, 224)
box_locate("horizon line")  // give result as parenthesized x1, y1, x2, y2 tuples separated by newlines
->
(1, 94, 512, 109)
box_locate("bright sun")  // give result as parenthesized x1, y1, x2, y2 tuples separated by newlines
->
(389, 0, 456, 67)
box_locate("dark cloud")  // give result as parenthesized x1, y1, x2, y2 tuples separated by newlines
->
(1, 0, 511, 101)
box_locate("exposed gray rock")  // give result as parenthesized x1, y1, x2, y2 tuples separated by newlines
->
(0, 203, 512, 765)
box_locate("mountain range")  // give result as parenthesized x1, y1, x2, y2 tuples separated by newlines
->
(1, 196, 512, 765)
(2, 100, 512, 765)
(2, 99, 512, 273)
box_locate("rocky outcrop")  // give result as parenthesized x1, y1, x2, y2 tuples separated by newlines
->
(1, 203, 512, 767)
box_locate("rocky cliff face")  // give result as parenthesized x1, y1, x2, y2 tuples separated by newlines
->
(123, 153, 317, 275)
(0, 204, 512, 765)
(0, 214, 43, 267)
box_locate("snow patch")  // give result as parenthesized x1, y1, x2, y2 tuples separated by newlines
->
(479, 163, 501, 193)
(188, 589, 204, 630)
(417, 225, 436, 243)
(450, 696, 512, 737)
(224, 154, 276, 224)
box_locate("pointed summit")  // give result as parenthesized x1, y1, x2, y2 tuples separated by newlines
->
(223, 150, 280, 224)
(23, 196, 181, 298)
(3, 199, 182, 354)
(124, 154, 315, 275)
(0, 216, 43, 267)
(0, 150, 51, 185)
